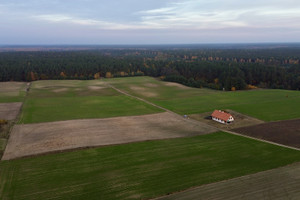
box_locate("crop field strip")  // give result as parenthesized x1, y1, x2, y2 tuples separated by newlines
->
(19, 80, 163, 124)
(0, 82, 27, 103)
(107, 76, 300, 122)
(0, 82, 29, 159)
(0, 103, 23, 120)
(233, 119, 300, 148)
(156, 161, 300, 200)
(1, 132, 300, 200)
(2, 112, 217, 160)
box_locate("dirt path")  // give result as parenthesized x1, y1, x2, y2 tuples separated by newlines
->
(155, 162, 300, 200)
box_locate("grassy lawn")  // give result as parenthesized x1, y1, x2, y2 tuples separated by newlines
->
(1, 132, 300, 200)
(107, 77, 300, 121)
(19, 80, 162, 124)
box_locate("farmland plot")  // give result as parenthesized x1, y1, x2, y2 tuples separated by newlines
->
(107, 77, 300, 121)
(233, 119, 300, 148)
(19, 80, 162, 123)
(158, 162, 300, 200)
(1, 132, 300, 200)
(0, 103, 22, 120)
(3, 112, 216, 160)
(0, 82, 27, 103)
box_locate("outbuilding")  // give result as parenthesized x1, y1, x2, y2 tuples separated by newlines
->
(211, 110, 234, 124)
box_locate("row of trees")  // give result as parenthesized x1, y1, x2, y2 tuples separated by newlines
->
(0, 49, 300, 90)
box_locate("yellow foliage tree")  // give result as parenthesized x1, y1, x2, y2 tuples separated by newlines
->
(94, 72, 101, 79)
(214, 78, 219, 84)
(120, 71, 125, 77)
(231, 87, 236, 91)
(105, 72, 113, 78)
(60, 72, 66, 77)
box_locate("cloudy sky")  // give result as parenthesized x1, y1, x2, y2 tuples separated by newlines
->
(1, 0, 300, 44)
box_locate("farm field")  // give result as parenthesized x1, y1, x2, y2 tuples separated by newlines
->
(107, 76, 300, 121)
(0, 82, 27, 103)
(158, 161, 300, 200)
(19, 80, 162, 124)
(3, 112, 216, 160)
(0, 102, 23, 120)
(233, 119, 300, 148)
(1, 132, 300, 200)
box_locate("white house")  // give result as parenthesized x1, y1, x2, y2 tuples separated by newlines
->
(211, 110, 234, 124)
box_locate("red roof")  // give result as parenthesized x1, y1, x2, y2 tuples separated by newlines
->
(211, 110, 233, 121)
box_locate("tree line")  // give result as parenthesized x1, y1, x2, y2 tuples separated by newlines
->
(0, 49, 300, 90)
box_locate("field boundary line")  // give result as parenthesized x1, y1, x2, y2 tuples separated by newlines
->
(222, 129, 300, 151)
(107, 83, 169, 112)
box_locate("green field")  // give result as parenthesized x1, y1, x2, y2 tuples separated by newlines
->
(1, 132, 300, 200)
(0, 82, 27, 103)
(19, 80, 162, 124)
(0, 139, 6, 151)
(107, 77, 300, 121)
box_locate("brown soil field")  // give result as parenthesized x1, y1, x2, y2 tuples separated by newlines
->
(157, 162, 300, 200)
(0, 82, 27, 96)
(190, 109, 264, 130)
(233, 119, 300, 148)
(129, 85, 158, 97)
(164, 82, 189, 89)
(0, 102, 23, 120)
(2, 112, 217, 160)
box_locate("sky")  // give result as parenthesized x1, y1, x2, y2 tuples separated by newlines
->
(1, 0, 300, 44)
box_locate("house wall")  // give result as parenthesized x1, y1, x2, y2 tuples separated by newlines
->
(212, 117, 225, 124)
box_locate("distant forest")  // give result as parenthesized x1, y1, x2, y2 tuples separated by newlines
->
(1, 46, 300, 90)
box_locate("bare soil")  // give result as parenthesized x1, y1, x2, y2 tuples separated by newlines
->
(130, 86, 145, 91)
(2, 112, 216, 160)
(87, 86, 104, 90)
(164, 82, 189, 89)
(157, 162, 300, 200)
(0, 82, 26, 92)
(129, 85, 158, 97)
(144, 83, 158, 87)
(233, 119, 300, 148)
(190, 109, 264, 130)
(0, 102, 23, 120)
(52, 88, 68, 93)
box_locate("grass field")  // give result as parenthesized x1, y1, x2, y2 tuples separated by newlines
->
(159, 162, 300, 200)
(1, 132, 300, 200)
(0, 82, 27, 103)
(107, 77, 300, 121)
(19, 80, 162, 124)
(0, 139, 6, 151)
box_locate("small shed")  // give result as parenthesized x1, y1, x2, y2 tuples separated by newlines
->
(211, 110, 234, 124)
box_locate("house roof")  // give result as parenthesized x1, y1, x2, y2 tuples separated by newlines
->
(211, 110, 233, 121)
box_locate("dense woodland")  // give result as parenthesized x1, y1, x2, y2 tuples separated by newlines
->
(1, 45, 300, 90)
